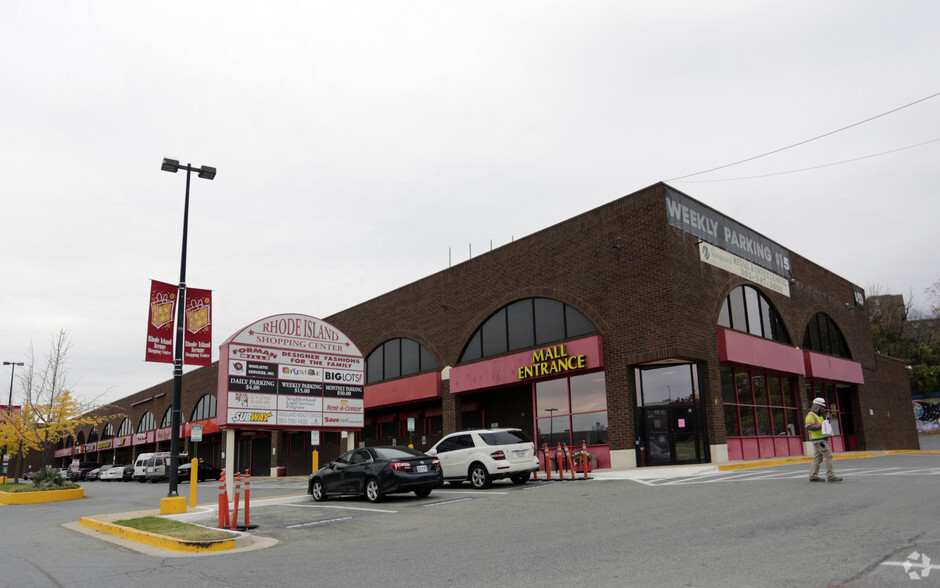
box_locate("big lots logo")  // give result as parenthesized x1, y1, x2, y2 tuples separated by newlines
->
(324, 371, 363, 383)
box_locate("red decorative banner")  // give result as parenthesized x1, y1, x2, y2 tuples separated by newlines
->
(145, 280, 177, 363)
(184, 287, 212, 366)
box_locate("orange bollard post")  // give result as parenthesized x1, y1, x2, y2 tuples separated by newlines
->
(244, 469, 251, 527)
(564, 444, 575, 480)
(231, 473, 241, 531)
(543, 444, 552, 480)
(581, 440, 589, 479)
(556, 443, 563, 477)
(218, 472, 230, 529)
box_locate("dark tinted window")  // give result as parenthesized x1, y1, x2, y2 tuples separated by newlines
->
(534, 298, 565, 344)
(385, 339, 401, 379)
(365, 338, 439, 383)
(482, 308, 508, 356)
(478, 430, 533, 445)
(507, 300, 535, 350)
(719, 285, 790, 343)
(802, 313, 850, 358)
(459, 297, 597, 363)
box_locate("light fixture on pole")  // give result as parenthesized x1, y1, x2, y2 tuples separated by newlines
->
(545, 407, 558, 446)
(161, 157, 216, 498)
(2, 361, 24, 479)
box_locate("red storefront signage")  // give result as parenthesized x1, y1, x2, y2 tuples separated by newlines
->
(449, 335, 604, 394)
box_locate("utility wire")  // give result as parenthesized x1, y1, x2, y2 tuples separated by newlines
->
(676, 138, 940, 183)
(666, 91, 940, 181)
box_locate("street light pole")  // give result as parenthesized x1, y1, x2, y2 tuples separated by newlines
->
(545, 407, 558, 447)
(2, 361, 24, 479)
(161, 158, 215, 497)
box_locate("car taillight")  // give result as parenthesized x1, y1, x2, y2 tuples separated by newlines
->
(490, 450, 506, 460)
(390, 461, 413, 471)
(431, 459, 441, 470)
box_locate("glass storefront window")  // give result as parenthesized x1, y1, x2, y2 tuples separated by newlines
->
(723, 367, 801, 439)
(571, 412, 609, 445)
(570, 373, 606, 413)
(637, 364, 697, 406)
(536, 379, 569, 415)
(534, 372, 608, 448)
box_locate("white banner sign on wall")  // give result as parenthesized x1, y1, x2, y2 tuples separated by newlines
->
(699, 242, 791, 297)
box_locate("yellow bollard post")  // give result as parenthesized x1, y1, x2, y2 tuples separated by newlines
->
(189, 458, 198, 508)
(312, 449, 319, 472)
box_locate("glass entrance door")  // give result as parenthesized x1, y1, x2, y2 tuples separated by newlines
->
(643, 405, 700, 465)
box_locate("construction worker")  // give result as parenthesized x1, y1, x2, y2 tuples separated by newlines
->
(805, 397, 842, 483)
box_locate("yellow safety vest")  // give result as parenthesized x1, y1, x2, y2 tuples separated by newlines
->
(805, 411, 826, 441)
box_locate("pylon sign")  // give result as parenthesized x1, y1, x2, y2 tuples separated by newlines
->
(216, 314, 364, 430)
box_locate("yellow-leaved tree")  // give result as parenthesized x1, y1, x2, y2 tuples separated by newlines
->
(5, 329, 121, 483)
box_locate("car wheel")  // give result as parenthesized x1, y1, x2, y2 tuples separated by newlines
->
(414, 488, 432, 498)
(469, 464, 492, 489)
(311, 479, 327, 502)
(510, 472, 530, 485)
(365, 478, 384, 503)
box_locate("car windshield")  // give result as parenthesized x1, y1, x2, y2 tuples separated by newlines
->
(373, 447, 425, 460)
(479, 430, 533, 445)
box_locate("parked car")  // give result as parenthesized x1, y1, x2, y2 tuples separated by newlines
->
(99, 464, 126, 481)
(122, 464, 135, 481)
(177, 461, 223, 482)
(144, 452, 189, 483)
(425, 428, 539, 489)
(308, 446, 442, 503)
(85, 467, 102, 481)
(68, 462, 101, 481)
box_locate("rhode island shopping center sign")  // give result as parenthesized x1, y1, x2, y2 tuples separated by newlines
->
(217, 313, 364, 431)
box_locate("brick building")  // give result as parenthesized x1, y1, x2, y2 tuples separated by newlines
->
(46, 183, 918, 476)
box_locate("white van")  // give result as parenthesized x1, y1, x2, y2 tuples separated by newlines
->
(133, 453, 155, 483)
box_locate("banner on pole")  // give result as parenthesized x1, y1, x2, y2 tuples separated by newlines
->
(145, 280, 177, 363)
(184, 287, 213, 366)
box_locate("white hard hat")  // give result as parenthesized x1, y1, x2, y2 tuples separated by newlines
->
(812, 397, 826, 406)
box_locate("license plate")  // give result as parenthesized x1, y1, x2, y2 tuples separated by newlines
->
(417, 465, 428, 473)
(514, 450, 527, 457)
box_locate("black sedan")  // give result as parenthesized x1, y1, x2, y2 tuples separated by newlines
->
(177, 461, 223, 482)
(308, 446, 442, 503)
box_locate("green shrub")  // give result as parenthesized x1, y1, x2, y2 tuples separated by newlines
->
(31, 467, 67, 489)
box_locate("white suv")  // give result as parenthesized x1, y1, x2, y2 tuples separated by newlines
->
(425, 428, 539, 489)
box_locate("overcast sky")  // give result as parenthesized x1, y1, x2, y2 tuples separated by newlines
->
(2, 2, 938, 407)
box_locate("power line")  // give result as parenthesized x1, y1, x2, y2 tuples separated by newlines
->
(674, 138, 940, 183)
(666, 91, 940, 181)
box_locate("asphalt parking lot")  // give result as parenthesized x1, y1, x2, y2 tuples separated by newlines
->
(4, 443, 940, 588)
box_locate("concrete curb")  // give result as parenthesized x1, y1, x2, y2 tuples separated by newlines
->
(75, 508, 251, 554)
(0, 487, 84, 504)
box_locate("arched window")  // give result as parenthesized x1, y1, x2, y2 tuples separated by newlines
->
(191, 394, 217, 422)
(366, 339, 438, 384)
(803, 313, 851, 358)
(138, 412, 156, 432)
(87, 427, 99, 443)
(101, 423, 115, 439)
(76, 431, 85, 445)
(117, 418, 133, 437)
(459, 297, 596, 363)
(717, 285, 790, 343)
(64, 435, 74, 448)
(161, 407, 185, 428)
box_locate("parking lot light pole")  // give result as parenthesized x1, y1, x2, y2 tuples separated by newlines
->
(161, 158, 216, 498)
(2, 361, 24, 479)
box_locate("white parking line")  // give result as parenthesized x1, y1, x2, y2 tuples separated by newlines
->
(285, 504, 398, 514)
